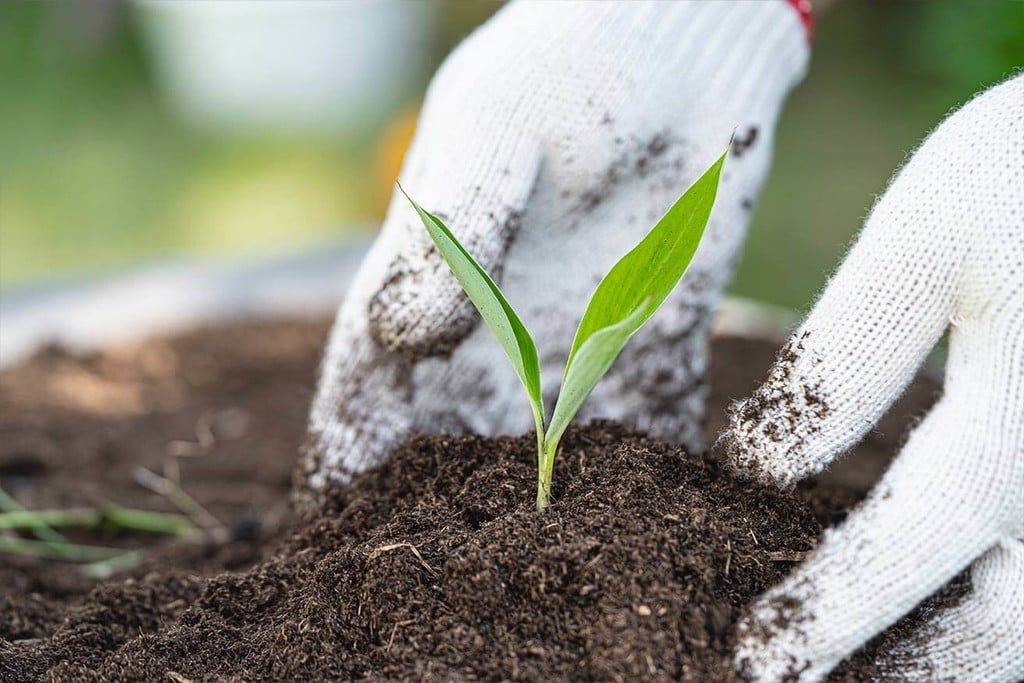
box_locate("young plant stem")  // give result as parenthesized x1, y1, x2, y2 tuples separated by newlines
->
(537, 438, 561, 513)
(133, 466, 225, 532)
(81, 550, 146, 579)
(531, 405, 549, 513)
(0, 486, 68, 544)
(0, 536, 128, 562)
(0, 507, 194, 537)
(1, 486, 194, 577)
(2, 488, 125, 578)
(535, 471, 549, 513)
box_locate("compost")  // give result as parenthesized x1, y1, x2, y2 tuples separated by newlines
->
(0, 317, 942, 681)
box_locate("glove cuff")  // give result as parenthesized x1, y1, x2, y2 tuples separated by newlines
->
(716, 0, 811, 115)
(785, 0, 816, 41)
(577, 0, 812, 117)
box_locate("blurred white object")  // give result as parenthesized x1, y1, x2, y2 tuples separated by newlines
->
(134, 0, 434, 133)
(0, 239, 371, 368)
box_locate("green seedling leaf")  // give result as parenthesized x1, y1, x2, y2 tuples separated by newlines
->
(565, 149, 727, 370)
(545, 148, 728, 462)
(401, 144, 727, 514)
(399, 186, 544, 426)
(544, 302, 649, 456)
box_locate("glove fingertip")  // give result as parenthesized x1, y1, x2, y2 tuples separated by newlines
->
(367, 261, 480, 357)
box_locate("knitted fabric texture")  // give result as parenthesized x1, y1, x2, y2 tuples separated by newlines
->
(726, 74, 1024, 682)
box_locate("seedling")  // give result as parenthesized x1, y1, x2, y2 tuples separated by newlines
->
(0, 484, 197, 578)
(402, 147, 727, 511)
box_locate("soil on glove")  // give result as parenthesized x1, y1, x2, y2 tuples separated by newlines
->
(0, 317, 941, 681)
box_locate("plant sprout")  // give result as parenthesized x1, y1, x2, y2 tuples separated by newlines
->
(401, 147, 728, 512)
(0, 484, 198, 578)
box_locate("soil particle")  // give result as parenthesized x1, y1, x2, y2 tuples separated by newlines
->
(722, 333, 831, 487)
(574, 132, 677, 214)
(1, 319, 943, 681)
(647, 134, 670, 157)
(731, 127, 759, 158)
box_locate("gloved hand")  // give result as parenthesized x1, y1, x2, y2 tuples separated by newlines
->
(300, 0, 809, 497)
(724, 75, 1023, 682)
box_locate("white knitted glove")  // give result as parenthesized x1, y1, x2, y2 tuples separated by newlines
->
(724, 75, 1024, 682)
(302, 1, 809, 494)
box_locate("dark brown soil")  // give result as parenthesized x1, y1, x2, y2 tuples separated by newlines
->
(0, 318, 941, 681)
(0, 318, 329, 607)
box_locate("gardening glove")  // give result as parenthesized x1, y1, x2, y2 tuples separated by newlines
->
(724, 74, 1024, 682)
(301, 0, 811, 497)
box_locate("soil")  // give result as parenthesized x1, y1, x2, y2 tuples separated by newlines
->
(0, 317, 941, 681)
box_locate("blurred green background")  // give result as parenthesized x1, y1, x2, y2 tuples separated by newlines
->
(1, 0, 1021, 311)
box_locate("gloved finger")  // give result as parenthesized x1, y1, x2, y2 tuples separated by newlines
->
(301, 238, 419, 501)
(720, 108, 970, 488)
(367, 113, 542, 357)
(303, 328, 416, 496)
(876, 538, 1024, 683)
(733, 395, 1008, 682)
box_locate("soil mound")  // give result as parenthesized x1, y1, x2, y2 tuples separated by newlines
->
(7, 424, 821, 681)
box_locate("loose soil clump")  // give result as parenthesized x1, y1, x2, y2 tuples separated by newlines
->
(0, 318, 941, 681)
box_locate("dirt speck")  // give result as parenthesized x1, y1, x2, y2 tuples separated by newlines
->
(732, 126, 759, 158)
(571, 132, 679, 214)
(722, 333, 832, 487)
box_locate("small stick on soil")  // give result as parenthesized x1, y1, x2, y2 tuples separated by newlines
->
(767, 551, 809, 562)
(367, 542, 438, 577)
(166, 411, 217, 458)
(81, 550, 146, 579)
(133, 466, 225, 534)
(724, 540, 732, 577)
(385, 620, 416, 653)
